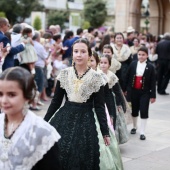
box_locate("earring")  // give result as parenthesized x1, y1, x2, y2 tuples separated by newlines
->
(22, 102, 29, 116)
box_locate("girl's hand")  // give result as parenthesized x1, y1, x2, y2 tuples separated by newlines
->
(124, 91, 127, 96)
(117, 105, 121, 112)
(62, 46, 68, 50)
(150, 98, 156, 103)
(103, 136, 110, 146)
(110, 117, 113, 125)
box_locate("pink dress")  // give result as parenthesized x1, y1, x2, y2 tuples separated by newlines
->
(105, 104, 115, 135)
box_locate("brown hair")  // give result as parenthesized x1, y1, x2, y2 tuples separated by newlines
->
(102, 44, 114, 54)
(138, 46, 148, 55)
(101, 54, 112, 66)
(72, 38, 92, 56)
(92, 51, 100, 65)
(22, 27, 32, 36)
(0, 67, 36, 103)
(114, 32, 124, 40)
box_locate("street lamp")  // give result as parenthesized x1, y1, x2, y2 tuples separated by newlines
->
(144, 18, 149, 33)
(144, 9, 150, 33)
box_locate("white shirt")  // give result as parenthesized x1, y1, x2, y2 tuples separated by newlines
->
(136, 60, 147, 76)
(53, 60, 67, 76)
(33, 41, 48, 68)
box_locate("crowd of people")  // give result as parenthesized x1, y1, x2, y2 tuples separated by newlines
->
(0, 16, 170, 169)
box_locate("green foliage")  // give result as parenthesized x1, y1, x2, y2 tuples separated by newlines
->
(84, 0, 107, 28)
(0, 0, 44, 24)
(0, 12, 6, 17)
(48, 10, 69, 29)
(33, 16, 42, 30)
(82, 20, 91, 29)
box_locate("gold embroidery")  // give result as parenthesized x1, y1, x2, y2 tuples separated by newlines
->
(74, 79, 83, 92)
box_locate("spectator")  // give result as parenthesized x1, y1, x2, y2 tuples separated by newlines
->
(0, 17, 25, 70)
(156, 32, 170, 95)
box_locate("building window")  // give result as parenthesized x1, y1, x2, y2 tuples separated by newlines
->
(68, 0, 74, 2)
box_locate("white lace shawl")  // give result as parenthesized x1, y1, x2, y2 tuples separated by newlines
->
(109, 57, 121, 73)
(112, 44, 131, 62)
(57, 67, 104, 103)
(0, 111, 61, 170)
(97, 69, 107, 86)
(106, 70, 119, 89)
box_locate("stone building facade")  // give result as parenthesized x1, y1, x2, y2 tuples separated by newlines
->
(115, 0, 170, 35)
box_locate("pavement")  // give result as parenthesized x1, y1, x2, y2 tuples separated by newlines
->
(35, 85, 170, 170)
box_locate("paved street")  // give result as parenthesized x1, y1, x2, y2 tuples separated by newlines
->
(36, 85, 170, 170)
(121, 84, 170, 170)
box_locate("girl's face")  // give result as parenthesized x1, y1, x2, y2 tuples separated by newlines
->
(57, 38, 62, 43)
(73, 42, 89, 66)
(0, 80, 27, 116)
(100, 57, 110, 73)
(56, 54, 62, 61)
(138, 51, 148, 63)
(28, 32, 32, 38)
(103, 48, 113, 57)
(115, 34, 124, 45)
(133, 38, 139, 46)
(89, 55, 97, 70)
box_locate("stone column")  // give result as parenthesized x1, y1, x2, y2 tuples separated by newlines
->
(115, 0, 130, 32)
(162, 1, 170, 34)
(115, 0, 141, 32)
(128, 0, 141, 32)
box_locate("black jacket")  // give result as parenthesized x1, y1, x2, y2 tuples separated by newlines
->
(124, 61, 156, 99)
(156, 39, 170, 60)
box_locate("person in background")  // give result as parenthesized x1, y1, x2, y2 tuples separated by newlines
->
(0, 17, 25, 71)
(130, 37, 141, 61)
(11, 24, 23, 66)
(155, 32, 170, 95)
(20, 27, 38, 75)
(32, 31, 49, 109)
(125, 26, 135, 47)
(62, 30, 74, 63)
(112, 32, 132, 90)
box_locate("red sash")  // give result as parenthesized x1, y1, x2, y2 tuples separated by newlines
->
(134, 76, 143, 89)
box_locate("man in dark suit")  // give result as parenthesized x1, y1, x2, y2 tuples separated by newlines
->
(0, 17, 25, 71)
(124, 46, 156, 140)
(155, 32, 170, 95)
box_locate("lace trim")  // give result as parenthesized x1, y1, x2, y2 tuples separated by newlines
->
(22, 130, 60, 170)
(58, 67, 104, 103)
(97, 69, 107, 86)
(113, 44, 131, 62)
(109, 57, 121, 73)
(107, 70, 119, 89)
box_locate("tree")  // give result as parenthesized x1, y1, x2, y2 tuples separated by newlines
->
(82, 21, 91, 29)
(0, 12, 6, 17)
(84, 0, 107, 28)
(0, 0, 44, 24)
(48, 10, 69, 29)
(33, 16, 42, 30)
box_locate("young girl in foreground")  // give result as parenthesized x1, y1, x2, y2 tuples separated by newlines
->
(44, 38, 112, 170)
(20, 28, 38, 74)
(0, 67, 61, 170)
(100, 54, 129, 144)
